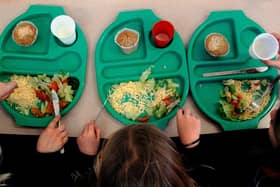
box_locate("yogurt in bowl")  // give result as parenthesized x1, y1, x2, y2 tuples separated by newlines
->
(114, 28, 140, 54)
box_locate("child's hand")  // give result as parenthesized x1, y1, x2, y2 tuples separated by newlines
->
(176, 107, 201, 148)
(0, 81, 17, 101)
(37, 116, 68, 153)
(77, 120, 101, 156)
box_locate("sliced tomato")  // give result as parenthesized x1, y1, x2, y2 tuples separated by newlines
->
(45, 101, 54, 115)
(253, 81, 261, 86)
(231, 100, 239, 107)
(231, 111, 238, 116)
(49, 81, 59, 92)
(59, 101, 68, 109)
(236, 94, 242, 99)
(35, 90, 49, 101)
(62, 78, 68, 84)
(162, 97, 173, 106)
(137, 115, 150, 122)
(31, 107, 44, 118)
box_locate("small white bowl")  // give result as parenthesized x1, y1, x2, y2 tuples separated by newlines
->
(114, 28, 140, 54)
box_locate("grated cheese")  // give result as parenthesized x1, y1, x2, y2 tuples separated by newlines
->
(108, 68, 179, 120)
(6, 75, 39, 115)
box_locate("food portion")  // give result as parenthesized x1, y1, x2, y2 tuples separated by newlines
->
(116, 29, 138, 47)
(6, 73, 76, 117)
(108, 66, 180, 122)
(114, 28, 139, 54)
(205, 33, 229, 57)
(219, 79, 270, 121)
(12, 21, 38, 46)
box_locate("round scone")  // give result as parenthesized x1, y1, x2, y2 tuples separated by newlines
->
(12, 21, 38, 46)
(205, 33, 229, 57)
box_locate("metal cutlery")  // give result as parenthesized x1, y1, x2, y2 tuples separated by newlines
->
(94, 97, 108, 121)
(51, 90, 61, 125)
(166, 98, 180, 112)
(202, 66, 268, 77)
(51, 90, 65, 154)
(249, 75, 280, 110)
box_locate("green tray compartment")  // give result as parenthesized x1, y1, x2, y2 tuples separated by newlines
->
(187, 10, 278, 131)
(0, 4, 88, 127)
(95, 9, 189, 129)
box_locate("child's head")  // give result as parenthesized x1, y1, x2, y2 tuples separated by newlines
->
(95, 124, 195, 187)
(269, 108, 280, 147)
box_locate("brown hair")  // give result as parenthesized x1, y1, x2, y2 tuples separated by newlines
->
(95, 124, 196, 187)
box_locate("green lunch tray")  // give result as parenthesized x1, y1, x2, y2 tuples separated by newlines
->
(95, 9, 189, 129)
(187, 10, 278, 131)
(0, 4, 88, 127)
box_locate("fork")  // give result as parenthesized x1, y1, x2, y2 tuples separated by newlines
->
(94, 97, 108, 121)
(249, 75, 280, 110)
(166, 98, 180, 112)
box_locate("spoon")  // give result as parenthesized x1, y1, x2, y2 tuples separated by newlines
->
(249, 75, 280, 110)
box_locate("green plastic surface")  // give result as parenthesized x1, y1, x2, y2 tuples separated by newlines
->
(0, 5, 88, 127)
(187, 10, 278, 131)
(95, 9, 189, 129)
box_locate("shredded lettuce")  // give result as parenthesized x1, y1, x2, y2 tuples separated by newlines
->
(219, 79, 270, 121)
(109, 66, 180, 122)
(6, 73, 75, 117)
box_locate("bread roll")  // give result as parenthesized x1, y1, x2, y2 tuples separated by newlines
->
(205, 33, 229, 57)
(12, 21, 38, 46)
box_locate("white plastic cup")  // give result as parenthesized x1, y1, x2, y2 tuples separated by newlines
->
(51, 15, 76, 45)
(249, 33, 279, 60)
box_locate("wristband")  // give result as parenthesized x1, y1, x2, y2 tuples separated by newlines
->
(183, 138, 200, 148)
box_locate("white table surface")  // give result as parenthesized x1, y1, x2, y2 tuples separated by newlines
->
(0, 0, 279, 138)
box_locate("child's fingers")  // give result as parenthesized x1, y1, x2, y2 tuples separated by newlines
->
(94, 125, 101, 140)
(176, 108, 183, 121)
(48, 115, 61, 128)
